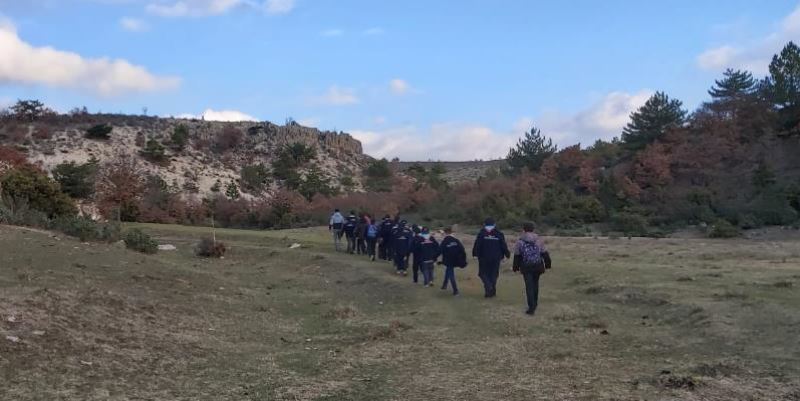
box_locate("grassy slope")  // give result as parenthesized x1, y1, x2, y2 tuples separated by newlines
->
(1, 223, 799, 401)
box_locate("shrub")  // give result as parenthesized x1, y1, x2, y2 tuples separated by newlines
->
(213, 126, 244, 153)
(364, 159, 393, 192)
(85, 124, 113, 140)
(610, 212, 649, 236)
(272, 143, 316, 180)
(1, 166, 76, 218)
(141, 138, 167, 163)
(52, 215, 121, 242)
(708, 219, 740, 238)
(196, 238, 227, 258)
(123, 229, 158, 254)
(52, 160, 98, 199)
(170, 124, 190, 151)
(240, 164, 270, 193)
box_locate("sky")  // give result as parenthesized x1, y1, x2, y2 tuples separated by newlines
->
(1, 0, 800, 161)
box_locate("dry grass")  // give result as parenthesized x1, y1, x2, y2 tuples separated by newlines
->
(1, 223, 799, 400)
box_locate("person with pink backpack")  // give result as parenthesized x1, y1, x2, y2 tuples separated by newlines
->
(512, 222, 552, 315)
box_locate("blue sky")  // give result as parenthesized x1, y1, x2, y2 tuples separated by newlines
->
(1, 0, 799, 160)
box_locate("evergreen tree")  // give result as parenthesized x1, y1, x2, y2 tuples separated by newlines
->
(506, 125, 557, 174)
(621, 92, 686, 151)
(769, 41, 800, 109)
(170, 124, 190, 151)
(225, 181, 240, 200)
(709, 69, 756, 101)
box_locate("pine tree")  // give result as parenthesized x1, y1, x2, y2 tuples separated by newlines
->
(225, 181, 240, 200)
(709, 69, 756, 101)
(621, 92, 686, 151)
(506, 125, 557, 174)
(769, 41, 800, 109)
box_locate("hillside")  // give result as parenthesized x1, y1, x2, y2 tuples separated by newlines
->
(0, 113, 371, 200)
(393, 160, 506, 183)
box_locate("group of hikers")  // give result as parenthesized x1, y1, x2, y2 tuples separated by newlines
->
(329, 209, 553, 315)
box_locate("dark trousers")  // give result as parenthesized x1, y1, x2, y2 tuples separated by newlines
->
(478, 259, 501, 296)
(411, 255, 420, 282)
(442, 265, 459, 294)
(345, 235, 356, 254)
(394, 253, 408, 271)
(356, 238, 366, 254)
(366, 237, 377, 258)
(421, 261, 434, 285)
(522, 270, 541, 311)
(379, 237, 392, 260)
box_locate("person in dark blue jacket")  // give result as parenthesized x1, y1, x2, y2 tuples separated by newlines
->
(343, 211, 358, 254)
(379, 215, 394, 261)
(417, 227, 440, 287)
(472, 218, 510, 298)
(410, 225, 424, 283)
(439, 226, 467, 296)
(392, 221, 413, 275)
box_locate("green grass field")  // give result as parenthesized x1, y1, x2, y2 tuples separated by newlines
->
(1, 223, 799, 400)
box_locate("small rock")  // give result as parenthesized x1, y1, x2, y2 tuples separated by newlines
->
(600, 330, 610, 335)
(32, 330, 45, 336)
(289, 243, 302, 249)
(79, 360, 93, 366)
(5, 335, 20, 343)
(6, 315, 17, 323)
(158, 244, 177, 251)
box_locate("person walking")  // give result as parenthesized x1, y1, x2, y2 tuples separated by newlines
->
(379, 215, 394, 261)
(329, 209, 345, 252)
(440, 226, 467, 296)
(355, 216, 367, 255)
(343, 211, 358, 254)
(472, 218, 510, 298)
(512, 222, 552, 315)
(392, 220, 413, 275)
(417, 227, 440, 287)
(410, 225, 424, 284)
(364, 215, 379, 261)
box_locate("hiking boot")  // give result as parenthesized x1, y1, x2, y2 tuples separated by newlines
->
(525, 309, 535, 315)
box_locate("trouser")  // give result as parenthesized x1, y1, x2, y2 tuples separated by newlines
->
(379, 237, 391, 260)
(421, 261, 435, 285)
(346, 235, 356, 253)
(442, 265, 459, 294)
(394, 253, 408, 272)
(411, 255, 421, 283)
(332, 229, 343, 251)
(478, 259, 501, 296)
(355, 238, 365, 254)
(366, 237, 377, 258)
(522, 270, 541, 311)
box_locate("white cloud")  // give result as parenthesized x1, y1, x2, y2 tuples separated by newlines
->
(363, 27, 384, 35)
(697, 4, 800, 74)
(352, 124, 517, 162)
(120, 17, 149, 32)
(0, 22, 180, 96)
(296, 117, 319, 127)
(178, 108, 257, 121)
(313, 85, 359, 106)
(350, 90, 650, 161)
(536, 90, 651, 146)
(146, 0, 294, 17)
(389, 78, 410, 95)
(321, 28, 343, 37)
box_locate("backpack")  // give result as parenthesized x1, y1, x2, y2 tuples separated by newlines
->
(366, 224, 378, 238)
(520, 240, 542, 266)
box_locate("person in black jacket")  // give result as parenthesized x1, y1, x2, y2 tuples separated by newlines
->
(379, 215, 394, 261)
(417, 227, 440, 287)
(439, 226, 467, 296)
(472, 218, 510, 298)
(512, 222, 552, 315)
(343, 211, 358, 254)
(392, 221, 413, 275)
(410, 225, 424, 283)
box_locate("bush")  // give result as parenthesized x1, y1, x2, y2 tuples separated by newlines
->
(240, 164, 270, 193)
(1, 166, 76, 218)
(196, 237, 227, 258)
(213, 126, 244, 153)
(170, 124, 190, 151)
(123, 229, 158, 254)
(610, 212, 649, 236)
(52, 215, 121, 242)
(141, 138, 167, 163)
(52, 160, 98, 199)
(364, 159, 393, 192)
(708, 219, 740, 238)
(85, 124, 113, 140)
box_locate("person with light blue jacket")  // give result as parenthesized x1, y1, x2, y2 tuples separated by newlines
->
(329, 209, 345, 252)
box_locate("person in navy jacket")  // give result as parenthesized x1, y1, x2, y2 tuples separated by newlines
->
(471, 218, 510, 298)
(392, 221, 413, 275)
(417, 227, 440, 287)
(379, 215, 395, 261)
(439, 226, 467, 296)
